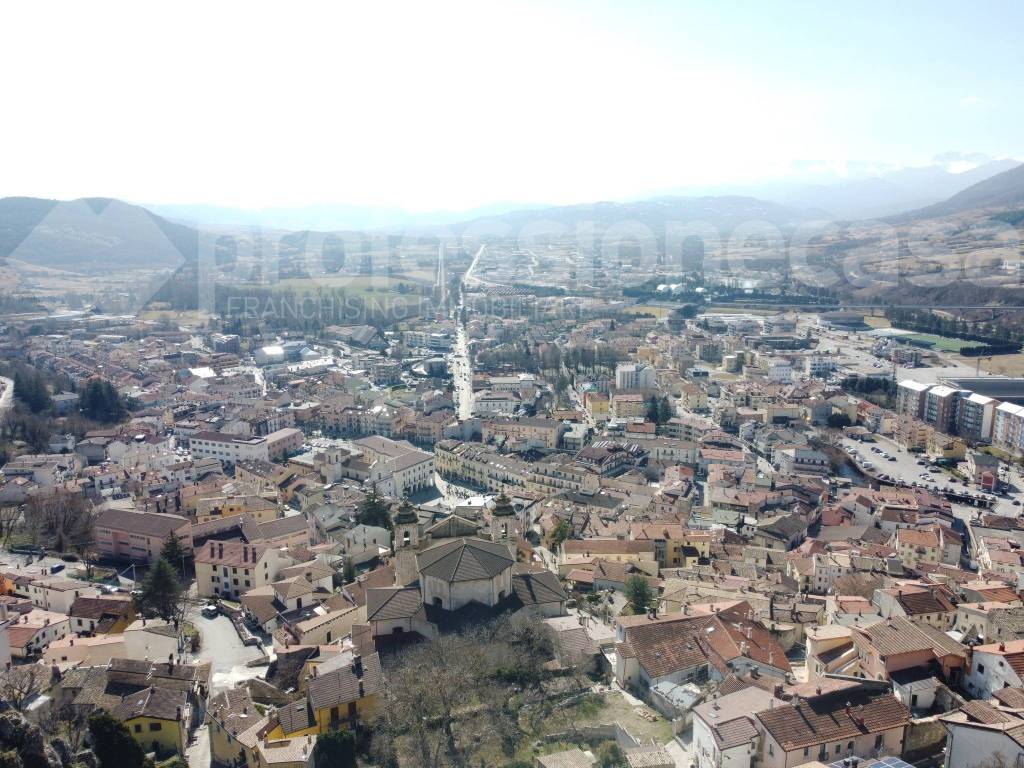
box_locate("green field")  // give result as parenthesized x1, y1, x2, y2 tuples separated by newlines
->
(255, 274, 430, 294)
(901, 333, 981, 353)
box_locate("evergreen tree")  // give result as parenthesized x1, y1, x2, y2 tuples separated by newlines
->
(644, 395, 659, 423)
(133, 557, 183, 621)
(88, 710, 148, 768)
(357, 485, 393, 530)
(313, 729, 356, 768)
(79, 378, 126, 423)
(624, 575, 653, 614)
(656, 396, 673, 425)
(13, 369, 51, 414)
(160, 532, 188, 579)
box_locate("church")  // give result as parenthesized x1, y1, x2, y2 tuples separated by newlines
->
(362, 493, 568, 645)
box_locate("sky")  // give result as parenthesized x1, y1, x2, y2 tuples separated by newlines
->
(1, 0, 1022, 212)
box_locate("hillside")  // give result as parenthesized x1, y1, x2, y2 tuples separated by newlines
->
(451, 195, 821, 237)
(899, 162, 1024, 220)
(0, 196, 198, 271)
(775, 159, 1020, 220)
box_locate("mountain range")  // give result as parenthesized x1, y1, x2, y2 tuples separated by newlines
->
(2, 159, 1024, 272)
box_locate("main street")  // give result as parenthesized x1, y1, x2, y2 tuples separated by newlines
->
(0, 376, 13, 415)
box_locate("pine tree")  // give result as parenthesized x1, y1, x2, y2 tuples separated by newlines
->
(88, 710, 148, 768)
(357, 485, 393, 530)
(160, 532, 188, 579)
(133, 557, 183, 621)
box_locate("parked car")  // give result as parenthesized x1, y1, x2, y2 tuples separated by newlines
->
(202, 604, 219, 618)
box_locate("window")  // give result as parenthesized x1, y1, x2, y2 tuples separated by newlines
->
(149, 722, 162, 731)
(134, 725, 142, 733)
(847, 742, 853, 751)
(874, 735, 883, 749)
(977, 663, 986, 674)
(835, 745, 841, 755)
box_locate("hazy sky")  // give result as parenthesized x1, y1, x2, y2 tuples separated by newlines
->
(2, 1, 1021, 211)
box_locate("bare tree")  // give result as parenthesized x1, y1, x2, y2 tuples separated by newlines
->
(0, 505, 21, 546)
(25, 489, 95, 555)
(373, 616, 566, 767)
(0, 665, 48, 710)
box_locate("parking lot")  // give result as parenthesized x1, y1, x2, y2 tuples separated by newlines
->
(838, 433, 1014, 520)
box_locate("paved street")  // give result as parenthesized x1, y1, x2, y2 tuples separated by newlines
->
(0, 376, 13, 415)
(186, 608, 267, 692)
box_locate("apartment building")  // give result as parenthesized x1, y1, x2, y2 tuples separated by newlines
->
(195, 541, 284, 600)
(482, 417, 566, 450)
(615, 363, 656, 390)
(957, 393, 996, 442)
(189, 431, 270, 466)
(94, 508, 192, 563)
(896, 380, 931, 419)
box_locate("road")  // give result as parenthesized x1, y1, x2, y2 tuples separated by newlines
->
(463, 243, 486, 286)
(186, 608, 266, 691)
(452, 325, 474, 420)
(0, 376, 13, 415)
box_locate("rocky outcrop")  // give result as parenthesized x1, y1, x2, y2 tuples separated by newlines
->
(0, 710, 95, 768)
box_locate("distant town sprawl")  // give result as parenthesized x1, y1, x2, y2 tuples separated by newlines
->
(5, 251, 1024, 768)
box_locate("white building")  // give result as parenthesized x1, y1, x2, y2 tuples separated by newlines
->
(615, 363, 657, 390)
(189, 431, 270, 466)
(964, 639, 1024, 699)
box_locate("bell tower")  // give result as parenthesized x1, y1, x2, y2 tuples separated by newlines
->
(393, 497, 421, 586)
(489, 491, 516, 556)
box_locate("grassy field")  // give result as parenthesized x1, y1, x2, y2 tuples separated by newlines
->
(624, 305, 672, 318)
(139, 308, 214, 327)
(901, 333, 980, 353)
(953, 352, 1024, 376)
(863, 315, 892, 329)
(255, 274, 430, 294)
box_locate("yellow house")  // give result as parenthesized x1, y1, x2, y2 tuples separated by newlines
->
(113, 686, 189, 756)
(208, 694, 317, 768)
(269, 652, 383, 740)
(584, 392, 610, 422)
(196, 493, 279, 524)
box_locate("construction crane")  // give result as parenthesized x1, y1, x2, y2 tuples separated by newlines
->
(975, 355, 993, 376)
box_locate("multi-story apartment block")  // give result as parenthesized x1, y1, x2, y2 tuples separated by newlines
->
(615, 363, 657, 390)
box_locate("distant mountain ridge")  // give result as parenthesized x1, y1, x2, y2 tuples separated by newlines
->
(898, 162, 1024, 220)
(0, 196, 197, 270)
(448, 195, 823, 236)
(4, 159, 1024, 274)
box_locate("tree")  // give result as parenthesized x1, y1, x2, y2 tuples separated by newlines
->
(656, 396, 673, 425)
(357, 485, 392, 530)
(342, 557, 356, 584)
(645, 395, 659, 423)
(160, 532, 188, 578)
(313, 729, 357, 768)
(79, 378, 126, 423)
(12, 368, 51, 414)
(133, 557, 183, 621)
(827, 412, 852, 429)
(26, 490, 94, 555)
(549, 518, 571, 548)
(0, 665, 47, 710)
(87, 710, 148, 768)
(596, 741, 625, 768)
(624, 575, 653, 614)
